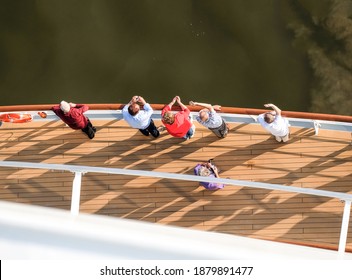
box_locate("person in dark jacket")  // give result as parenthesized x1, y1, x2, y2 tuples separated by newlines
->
(52, 100, 96, 139)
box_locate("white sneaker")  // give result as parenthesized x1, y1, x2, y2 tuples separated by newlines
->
(275, 135, 282, 142)
(282, 133, 290, 142)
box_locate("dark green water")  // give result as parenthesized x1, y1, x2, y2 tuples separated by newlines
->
(1, 0, 350, 114)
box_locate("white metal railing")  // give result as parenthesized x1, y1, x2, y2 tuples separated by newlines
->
(3, 200, 351, 259)
(14, 109, 352, 134)
(0, 160, 351, 254)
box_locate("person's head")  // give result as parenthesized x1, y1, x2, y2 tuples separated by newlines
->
(199, 109, 210, 122)
(264, 112, 275, 124)
(162, 112, 175, 124)
(128, 103, 140, 116)
(60, 100, 70, 114)
(197, 165, 211, 177)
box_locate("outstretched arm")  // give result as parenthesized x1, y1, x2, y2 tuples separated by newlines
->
(213, 167, 220, 178)
(189, 101, 221, 112)
(72, 103, 88, 113)
(205, 162, 220, 178)
(167, 96, 177, 107)
(175, 96, 188, 110)
(128, 96, 139, 105)
(137, 96, 146, 106)
(264, 103, 281, 116)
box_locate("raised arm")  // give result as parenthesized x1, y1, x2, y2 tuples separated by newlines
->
(175, 96, 188, 110)
(72, 103, 89, 113)
(213, 166, 220, 178)
(137, 96, 147, 106)
(206, 162, 220, 178)
(167, 96, 177, 108)
(189, 101, 221, 112)
(264, 103, 281, 116)
(128, 96, 139, 105)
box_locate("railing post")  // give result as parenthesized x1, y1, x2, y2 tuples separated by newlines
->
(70, 172, 82, 215)
(313, 120, 321, 135)
(338, 200, 351, 254)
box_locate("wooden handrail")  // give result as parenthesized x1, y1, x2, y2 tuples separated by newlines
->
(1, 103, 352, 123)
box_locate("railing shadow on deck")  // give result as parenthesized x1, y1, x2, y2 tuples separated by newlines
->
(0, 149, 352, 252)
(1, 105, 352, 253)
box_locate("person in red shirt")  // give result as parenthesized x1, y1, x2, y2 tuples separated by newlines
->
(52, 100, 96, 139)
(161, 96, 195, 139)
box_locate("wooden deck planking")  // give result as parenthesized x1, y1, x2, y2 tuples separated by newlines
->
(0, 118, 352, 250)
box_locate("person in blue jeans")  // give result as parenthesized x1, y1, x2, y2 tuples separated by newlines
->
(122, 95, 164, 138)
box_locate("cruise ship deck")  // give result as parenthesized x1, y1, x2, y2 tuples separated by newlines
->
(0, 106, 351, 251)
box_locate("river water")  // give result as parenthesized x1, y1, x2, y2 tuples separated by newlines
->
(1, 0, 313, 111)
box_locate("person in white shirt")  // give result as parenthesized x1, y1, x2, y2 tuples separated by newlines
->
(122, 95, 163, 138)
(257, 103, 290, 142)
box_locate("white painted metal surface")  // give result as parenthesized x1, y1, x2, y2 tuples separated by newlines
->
(1, 160, 352, 202)
(71, 172, 82, 216)
(338, 201, 352, 254)
(9, 109, 352, 132)
(1, 200, 351, 260)
(1, 160, 352, 253)
(1, 109, 351, 257)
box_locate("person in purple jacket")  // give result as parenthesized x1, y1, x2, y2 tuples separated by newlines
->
(194, 159, 224, 190)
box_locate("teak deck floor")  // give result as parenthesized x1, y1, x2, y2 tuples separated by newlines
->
(1, 118, 352, 250)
